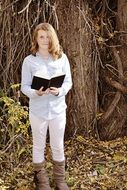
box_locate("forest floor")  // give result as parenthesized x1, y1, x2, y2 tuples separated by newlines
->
(0, 135, 127, 190)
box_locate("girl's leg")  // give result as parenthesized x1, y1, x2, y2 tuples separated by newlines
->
(29, 113, 51, 190)
(49, 113, 69, 190)
(49, 113, 66, 162)
(29, 113, 48, 163)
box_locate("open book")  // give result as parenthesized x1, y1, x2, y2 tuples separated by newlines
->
(31, 74, 65, 91)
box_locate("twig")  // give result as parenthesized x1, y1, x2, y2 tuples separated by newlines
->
(1, 134, 20, 154)
(1, 0, 20, 12)
(18, 0, 32, 14)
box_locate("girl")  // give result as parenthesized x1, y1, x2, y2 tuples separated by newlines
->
(21, 23, 72, 190)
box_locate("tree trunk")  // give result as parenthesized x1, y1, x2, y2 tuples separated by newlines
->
(117, 0, 127, 71)
(55, 0, 98, 137)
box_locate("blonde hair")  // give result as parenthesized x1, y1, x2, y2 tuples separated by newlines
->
(30, 23, 62, 60)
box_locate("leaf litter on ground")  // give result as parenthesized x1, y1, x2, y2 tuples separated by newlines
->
(0, 135, 127, 190)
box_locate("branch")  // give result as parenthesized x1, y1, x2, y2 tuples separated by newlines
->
(111, 46, 124, 80)
(105, 76, 127, 93)
(100, 91, 121, 124)
(99, 46, 123, 124)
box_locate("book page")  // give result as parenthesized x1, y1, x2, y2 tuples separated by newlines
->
(34, 70, 50, 79)
(51, 71, 65, 78)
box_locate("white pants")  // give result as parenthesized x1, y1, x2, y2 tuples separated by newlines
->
(29, 112, 66, 163)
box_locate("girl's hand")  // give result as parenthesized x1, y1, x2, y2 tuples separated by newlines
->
(49, 87, 59, 96)
(36, 87, 49, 96)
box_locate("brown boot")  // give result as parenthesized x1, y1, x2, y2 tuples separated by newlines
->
(33, 161, 52, 190)
(53, 160, 69, 190)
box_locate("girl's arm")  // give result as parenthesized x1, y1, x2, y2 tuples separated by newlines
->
(58, 54, 72, 97)
(21, 58, 38, 99)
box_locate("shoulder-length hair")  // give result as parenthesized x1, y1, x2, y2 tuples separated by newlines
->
(30, 23, 62, 60)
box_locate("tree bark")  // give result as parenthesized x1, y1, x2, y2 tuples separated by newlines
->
(55, 0, 98, 137)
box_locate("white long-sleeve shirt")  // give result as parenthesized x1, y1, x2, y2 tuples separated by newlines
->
(21, 52, 72, 120)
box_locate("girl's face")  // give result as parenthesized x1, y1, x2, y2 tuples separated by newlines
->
(36, 30, 50, 51)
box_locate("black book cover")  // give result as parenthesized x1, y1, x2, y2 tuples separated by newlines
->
(31, 74, 65, 91)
